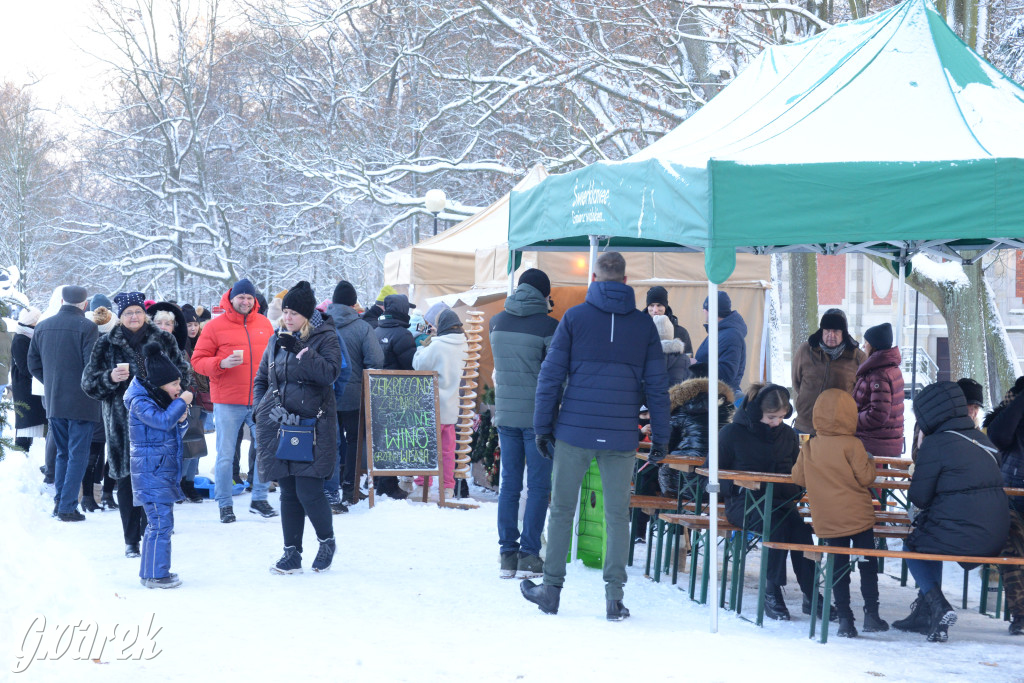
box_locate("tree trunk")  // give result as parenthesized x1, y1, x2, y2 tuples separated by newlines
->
(789, 253, 819, 357)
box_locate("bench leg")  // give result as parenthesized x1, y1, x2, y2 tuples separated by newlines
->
(700, 530, 712, 604)
(962, 567, 970, 610)
(900, 558, 908, 586)
(644, 513, 656, 578)
(720, 533, 731, 608)
(808, 559, 821, 641)
(687, 528, 701, 601)
(653, 517, 665, 583)
(820, 555, 835, 644)
(670, 524, 681, 585)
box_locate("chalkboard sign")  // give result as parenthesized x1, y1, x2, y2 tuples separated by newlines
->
(362, 370, 444, 506)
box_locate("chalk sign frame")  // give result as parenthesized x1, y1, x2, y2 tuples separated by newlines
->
(362, 369, 445, 508)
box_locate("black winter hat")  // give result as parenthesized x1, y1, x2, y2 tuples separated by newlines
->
(143, 341, 181, 387)
(818, 309, 849, 335)
(181, 304, 199, 324)
(689, 362, 709, 379)
(702, 291, 732, 317)
(282, 281, 317, 320)
(646, 286, 669, 308)
(956, 378, 984, 407)
(864, 322, 893, 351)
(62, 285, 88, 305)
(518, 268, 551, 298)
(333, 280, 359, 306)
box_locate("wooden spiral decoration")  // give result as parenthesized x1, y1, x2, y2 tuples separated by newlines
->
(455, 310, 483, 481)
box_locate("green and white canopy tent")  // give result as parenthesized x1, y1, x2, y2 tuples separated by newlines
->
(507, 0, 1024, 631)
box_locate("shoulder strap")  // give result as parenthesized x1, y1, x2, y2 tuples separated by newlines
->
(943, 429, 999, 465)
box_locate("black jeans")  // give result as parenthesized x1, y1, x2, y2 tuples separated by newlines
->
(82, 441, 105, 489)
(15, 436, 33, 453)
(823, 528, 879, 616)
(279, 475, 333, 554)
(339, 410, 362, 495)
(762, 508, 815, 595)
(117, 475, 148, 546)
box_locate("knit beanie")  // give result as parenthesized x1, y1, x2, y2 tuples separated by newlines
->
(864, 322, 893, 351)
(181, 304, 199, 324)
(702, 291, 732, 316)
(18, 307, 41, 327)
(333, 280, 358, 306)
(424, 302, 450, 328)
(91, 306, 113, 329)
(143, 341, 181, 387)
(230, 278, 257, 300)
(646, 286, 669, 308)
(282, 281, 317, 320)
(113, 291, 147, 318)
(376, 285, 398, 305)
(518, 268, 551, 298)
(90, 293, 113, 312)
(62, 285, 88, 305)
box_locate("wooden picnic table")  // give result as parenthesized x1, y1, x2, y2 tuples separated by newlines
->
(636, 452, 706, 473)
(872, 455, 912, 469)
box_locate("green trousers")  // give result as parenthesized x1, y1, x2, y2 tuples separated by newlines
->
(543, 439, 635, 601)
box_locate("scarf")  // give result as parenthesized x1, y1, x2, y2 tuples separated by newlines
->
(821, 341, 846, 361)
(123, 324, 150, 352)
(16, 323, 34, 339)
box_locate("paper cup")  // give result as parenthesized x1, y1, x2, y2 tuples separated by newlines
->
(116, 363, 129, 373)
(233, 350, 244, 361)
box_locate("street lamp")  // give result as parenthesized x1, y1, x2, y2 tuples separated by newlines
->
(425, 189, 446, 236)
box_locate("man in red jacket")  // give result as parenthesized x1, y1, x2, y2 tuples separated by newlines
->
(191, 279, 277, 523)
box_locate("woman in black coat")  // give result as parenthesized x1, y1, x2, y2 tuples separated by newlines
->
(894, 381, 1010, 642)
(10, 308, 46, 452)
(659, 377, 734, 498)
(253, 282, 343, 575)
(81, 292, 191, 557)
(719, 383, 817, 621)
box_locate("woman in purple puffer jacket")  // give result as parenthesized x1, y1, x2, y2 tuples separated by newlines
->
(851, 323, 905, 458)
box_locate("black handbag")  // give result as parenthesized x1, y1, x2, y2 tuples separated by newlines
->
(267, 356, 320, 463)
(183, 405, 208, 459)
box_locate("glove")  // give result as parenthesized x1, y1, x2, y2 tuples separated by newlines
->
(283, 412, 302, 426)
(278, 333, 300, 355)
(269, 405, 290, 424)
(648, 443, 669, 465)
(535, 433, 555, 460)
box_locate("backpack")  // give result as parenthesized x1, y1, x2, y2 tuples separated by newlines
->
(332, 329, 351, 403)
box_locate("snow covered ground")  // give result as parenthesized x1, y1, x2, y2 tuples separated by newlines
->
(2, 436, 1021, 683)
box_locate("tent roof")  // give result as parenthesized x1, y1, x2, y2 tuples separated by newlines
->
(508, 0, 1024, 283)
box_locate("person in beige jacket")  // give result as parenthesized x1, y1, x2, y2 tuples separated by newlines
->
(792, 388, 887, 637)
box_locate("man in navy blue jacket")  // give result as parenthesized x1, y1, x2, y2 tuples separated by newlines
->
(521, 252, 670, 621)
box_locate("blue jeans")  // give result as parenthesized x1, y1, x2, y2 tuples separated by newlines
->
(183, 457, 199, 480)
(906, 558, 944, 594)
(214, 404, 268, 507)
(50, 418, 95, 514)
(497, 427, 552, 557)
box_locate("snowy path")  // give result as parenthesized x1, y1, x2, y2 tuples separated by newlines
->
(1, 444, 1021, 683)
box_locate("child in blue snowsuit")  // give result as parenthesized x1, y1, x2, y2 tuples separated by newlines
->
(124, 342, 193, 589)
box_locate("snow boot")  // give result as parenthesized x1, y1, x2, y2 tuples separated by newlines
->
(271, 546, 303, 575)
(181, 479, 203, 503)
(1009, 614, 1023, 636)
(500, 551, 518, 579)
(220, 506, 236, 524)
(57, 510, 86, 522)
(892, 594, 932, 634)
(836, 615, 858, 638)
(606, 600, 631, 621)
(326, 491, 348, 514)
(101, 492, 119, 510)
(249, 500, 279, 518)
(521, 579, 560, 615)
(81, 494, 100, 513)
(312, 537, 336, 573)
(141, 575, 182, 589)
(923, 587, 956, 643)
(125, 544, 141, 558)
(517, 553, 544, 579)
(764, 585, 790, 621)
(803, 593, 839, 621)
(862, 605, 890, 632)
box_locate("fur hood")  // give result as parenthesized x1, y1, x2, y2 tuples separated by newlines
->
(669, 377, 734, 411)
(661, 338, 686, 355)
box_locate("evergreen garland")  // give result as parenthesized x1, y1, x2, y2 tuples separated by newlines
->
(469, 410, 501, 487)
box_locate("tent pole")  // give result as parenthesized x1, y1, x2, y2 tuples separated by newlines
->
(708, 280, 720, 634)
(588, 235, 599, 280)
(508, 250, 517, 296)
(911, 290, 920, 400)
(895, 255, 907, 349)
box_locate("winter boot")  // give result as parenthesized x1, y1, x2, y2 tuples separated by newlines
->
(517, 553, 544, 579)
(803, 593, 839, 621)
(892, 594, 932, 634)
(923, 587, 956, 643)
(141, 575, 182, 589)
(81, 493, 100, 513)
(764, 585, 790, 621)
(521, 579, 561, 615)
(249, 500, 278, 518)
(326, 491, 348, 514)
(220, 506, 236, 524)
(500, 551, 519, 579)
(862, 605, 890, 632)
(607, 600, 631, 621)
(312, 537, 336, 573)
(57, 510, 86, 522)
(101, 492, 119, 510)
(376, 476, 409, 500)
(181, 479, 203, 503)
(1009, 614, 1023, 636)
(125, 544, 141, 558)
(836, 615, 858, 638)
(271, 546, 303, 575)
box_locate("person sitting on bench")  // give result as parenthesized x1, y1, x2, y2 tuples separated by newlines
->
(895, 381, 1010, 642)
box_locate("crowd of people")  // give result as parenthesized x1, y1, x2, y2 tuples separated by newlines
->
(3, 257, 1023, 641)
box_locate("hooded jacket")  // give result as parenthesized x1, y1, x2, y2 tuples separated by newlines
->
(905, 381, 1009, 557)
(190, 289, 274, 406)
(852, 346, 905, 457)
(147, 302, 188, 351)
(253, 315, 343, 482)
(791, 389, 877, 538)
(82, 322, 191, 480)
(659, 378, 734, 497)
(719, 391, 802, 530)
(985, 390, 1024, 506)
(534, 280, 670, 452)
(488, 283, 559, 429)
(695, 310, 747, 395)
(326, 302, 384, 412)
(791, 329, 867, 434)
(374, 295, 416, 370)
(10, 324, 46, 429)
(124, 377, 188, 505)
(413, 311, 468, 424)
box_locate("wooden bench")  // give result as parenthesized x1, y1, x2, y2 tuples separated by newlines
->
(762, 541, 1024, 643)
(657, 513, 742, 604)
